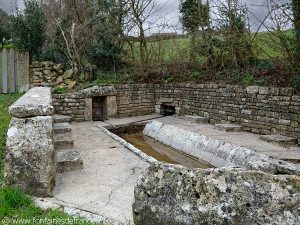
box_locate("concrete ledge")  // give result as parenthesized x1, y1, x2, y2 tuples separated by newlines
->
(143, 120, 300, 175)
(9, 87, 54, 118)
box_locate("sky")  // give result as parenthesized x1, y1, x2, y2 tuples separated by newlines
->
(0, 0, 292, 34)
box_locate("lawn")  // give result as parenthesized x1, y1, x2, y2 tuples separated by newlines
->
(0, 94, 101, 225)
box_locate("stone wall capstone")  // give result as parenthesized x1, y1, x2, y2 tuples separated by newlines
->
(133, 162, 300, 225)
(4, 87, 56, 197)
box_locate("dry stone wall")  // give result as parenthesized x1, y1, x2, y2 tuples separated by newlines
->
(52, 93, 85, 122)
(52, 84, 300, 138)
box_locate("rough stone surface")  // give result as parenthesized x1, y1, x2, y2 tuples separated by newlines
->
(54, 132, 74, 149)
(144, 120, 300, 175)
(53, 114, 71, 123)
(53, 122, 71, 134)
(260, 134, 298, 146)
(4, 116, 55, 197)
(9, 87, 54, 118)
(215, 123, 243, 132)
(184, 115, 209, 124)
(81, 85, 116, 97)
(56, 150, 83, 173)
(133, 162, 300, 225)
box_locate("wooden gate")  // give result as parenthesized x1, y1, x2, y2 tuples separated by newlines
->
(1, 48, 17, 94)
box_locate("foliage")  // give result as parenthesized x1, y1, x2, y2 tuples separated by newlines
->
(0, 94, 23, 186)
(179, 0, 210, 33)
(87, 1, 124, 71)
(0, 9, 10, 47)
(53, 87, 67, 94)
(10, 0, 47, 61)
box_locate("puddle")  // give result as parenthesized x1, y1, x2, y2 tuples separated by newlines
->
(110, 125, 212, 169)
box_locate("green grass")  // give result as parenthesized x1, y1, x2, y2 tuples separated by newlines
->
(0, 93, 23, 185)
(0, 94, 101, 224)
(0, 188, 100, 225)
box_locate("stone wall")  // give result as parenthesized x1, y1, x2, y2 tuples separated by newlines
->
(133, 162, 300, 225)
(4, 87, 56, 197)
(115, 84, 157, 117)
(30, 61, 64, 87)
(52, 93, 85, 122)
(52, 84, 300, 138)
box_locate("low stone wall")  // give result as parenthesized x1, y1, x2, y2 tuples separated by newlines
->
(4, 87, 56, 197)
(115, 84, 157, 117)
(52, 93, 85, 122)
(52, 84, 300, 139)
(133, 163, 300, 225)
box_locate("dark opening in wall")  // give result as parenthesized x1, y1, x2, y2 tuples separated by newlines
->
(92, 97, 107, 121)
(161, 104, 176, 116)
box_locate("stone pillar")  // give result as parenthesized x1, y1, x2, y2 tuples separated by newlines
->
(17, 51, 30, 92)
(4, 87, 55, 197)
(84, 98, 93, 121)
(106, 96, 117, 118)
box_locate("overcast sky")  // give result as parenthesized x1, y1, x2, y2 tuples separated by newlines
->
(0, 0, 292, 34)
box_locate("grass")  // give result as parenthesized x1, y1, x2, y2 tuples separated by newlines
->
(0, 94, 101, 225)
(0, 93, 23, 185)
(0, 188, 100, 225)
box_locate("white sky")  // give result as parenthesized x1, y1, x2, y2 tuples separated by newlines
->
(0, 0, 293, 34)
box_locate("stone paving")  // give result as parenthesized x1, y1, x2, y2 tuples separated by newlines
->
(51, 122, 149, 224)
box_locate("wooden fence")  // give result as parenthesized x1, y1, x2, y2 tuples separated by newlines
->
(0, 48, 17, 94)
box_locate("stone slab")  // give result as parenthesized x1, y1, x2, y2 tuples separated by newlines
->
(54, 132, 74, 149)
(81, 85, 116, 97)
(215, 123, 243, 132)
(53, 114, 71, 123)
(185, 115, 209, 124)
(260, 134, 298, 146)
(54, 122, 71, 134)
(4, 116, 55, 197)
(56, 150, 83, 173)
(133, 163, 300, 225)
(9, 87, 54, 118)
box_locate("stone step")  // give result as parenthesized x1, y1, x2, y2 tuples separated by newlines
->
(54, 133, 74, 149)
(215, 124, 243, 132)
(53, 114, 71, 123)
(185, 115, 209, 124)
(260, 134, 298, 146)
(54, 122, 71, 134)
(56, 150, 83, 173)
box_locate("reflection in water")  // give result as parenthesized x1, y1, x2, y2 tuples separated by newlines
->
(120, 134, 212, 169)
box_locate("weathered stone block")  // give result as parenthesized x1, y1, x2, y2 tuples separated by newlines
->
(133, 163, 300, 225)
(9, 87, 54, 118)
(4, 116, 55, 197)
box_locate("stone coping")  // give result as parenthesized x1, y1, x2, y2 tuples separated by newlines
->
(9, 87, 54, 118)
(80, 85, 116, 97)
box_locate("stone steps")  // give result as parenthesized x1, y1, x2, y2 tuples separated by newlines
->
(56, 150, 83, 173)
(53, 114, 71, 123)
(260, 134, 298, 146)
(185, 115, 209, 124)
(215, 124, 243, 132)
(54, 122, 71, 134)
(54, 132, 74, 149)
